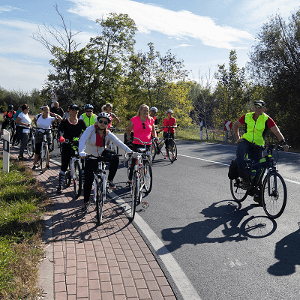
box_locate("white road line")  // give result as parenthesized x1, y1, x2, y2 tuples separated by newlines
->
(111, 192, 202, 300)
(178, 153, 230, 166)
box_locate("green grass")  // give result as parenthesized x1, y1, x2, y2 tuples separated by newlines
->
(0, 157, 49, 300)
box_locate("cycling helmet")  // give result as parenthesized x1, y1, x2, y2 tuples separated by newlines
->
(70, 104, 79, 110)
(166, 109, 173, 114)
(150, 107, 158, 112)
(97, 112, 111, 123)
(8, 104, 13, 110)
(84, 104, 94, 110)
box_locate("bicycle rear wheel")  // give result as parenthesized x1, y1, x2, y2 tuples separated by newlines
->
(73, 160, 82, 199)
(262, 172, 287, 219)
(129, 172, 139, 221)
(143, 161, 152, 194)
(230, 178, 248, 202)
(168, 139, 177, 163)
(96, 178, 104, 226)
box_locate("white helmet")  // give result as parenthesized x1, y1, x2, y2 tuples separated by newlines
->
(150, 107, 158, 112)
(97, 112, 111, 123)
(166, 109, 173, 114)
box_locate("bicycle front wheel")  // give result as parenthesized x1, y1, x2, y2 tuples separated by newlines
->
(168, 140, 177, 163)
(40, 143, 48, 171)
(262, 172, 287, 219)
(130, 172, 139, 221)
(230, 178, 248, 202)
(143, 161, 152, 194)
(73, 160, 82, 199)
(96, 178, 104, 226)
(26, 138, 34, 158)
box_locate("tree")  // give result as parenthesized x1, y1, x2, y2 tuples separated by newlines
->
(248, 9, 300, 146)
(214, 50, 248, 128)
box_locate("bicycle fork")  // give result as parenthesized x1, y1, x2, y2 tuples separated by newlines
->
(266, 170, 277, 197)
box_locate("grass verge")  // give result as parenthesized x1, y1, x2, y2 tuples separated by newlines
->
(0, 156, 50, 300)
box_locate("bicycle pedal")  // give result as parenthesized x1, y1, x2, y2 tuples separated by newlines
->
(142, 201, 149, 208)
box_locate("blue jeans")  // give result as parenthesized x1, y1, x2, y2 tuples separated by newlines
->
(236, 139, 263, 179)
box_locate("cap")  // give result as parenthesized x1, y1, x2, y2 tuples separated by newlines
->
(70, 104, 79, 110)
(254, 100, 266, 108)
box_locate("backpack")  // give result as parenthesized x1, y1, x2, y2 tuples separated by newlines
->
(228, 159, 239, 180)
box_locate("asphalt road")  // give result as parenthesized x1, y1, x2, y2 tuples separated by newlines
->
(51, 136, 300, 299)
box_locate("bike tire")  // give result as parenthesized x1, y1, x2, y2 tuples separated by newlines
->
(64, 170, 72, 188)
(96, 178, 104, 226)
(129, 172, 139, 222)
(40, 143, 48, 171)
(26, 138, 35, 158)
(73, 160, 82, 199)
(168, 139, 177, 163)
(230, 178, 248, 202)
(143, 161, 152, 194)
(150, 142, 157, 161)
(262, 172, 287, 219)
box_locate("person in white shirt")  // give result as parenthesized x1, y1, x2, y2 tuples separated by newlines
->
(15, 104, 32, 161)
(32, 105, 62, 170)
(79, 112, 132, 211)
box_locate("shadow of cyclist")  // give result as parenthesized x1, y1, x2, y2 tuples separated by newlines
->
(268, 228, 300, 276)
(158, 200, 258, 254)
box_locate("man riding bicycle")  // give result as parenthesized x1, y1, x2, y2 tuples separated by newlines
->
(233, 100, 289, 188)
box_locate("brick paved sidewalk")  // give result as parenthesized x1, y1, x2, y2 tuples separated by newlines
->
(9, 149, 176, 300)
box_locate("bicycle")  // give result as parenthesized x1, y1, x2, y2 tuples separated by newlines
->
(230, 144, 287, 219)
(85, 153, 122, 225)
(156, 126, 177, 163)
(35, 128, 52, 171)
(126, 137, 153, 221)
(62, 138, 83, 199)
(49, 128, 61, 153)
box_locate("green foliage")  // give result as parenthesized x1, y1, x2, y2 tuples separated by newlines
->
(249, 9, 300, 147)
(0, 159, 47, 299)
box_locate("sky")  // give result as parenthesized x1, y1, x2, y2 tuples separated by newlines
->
(0, 0, 299, 92)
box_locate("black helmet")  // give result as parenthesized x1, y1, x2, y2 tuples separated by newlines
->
(70, 104, 79, 110)
(8, 104, 13, 110)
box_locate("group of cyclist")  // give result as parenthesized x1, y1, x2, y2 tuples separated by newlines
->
(2, 100, 177, 211)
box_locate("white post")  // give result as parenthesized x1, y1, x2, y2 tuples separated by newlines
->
(3, 129, 10, 172)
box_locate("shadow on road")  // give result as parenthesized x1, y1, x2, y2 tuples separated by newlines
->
(268, 228, 300, 276)
(157, 200, 277, 254)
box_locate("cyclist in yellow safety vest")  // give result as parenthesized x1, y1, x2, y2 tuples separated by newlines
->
(233, 100, 289, 191)
(79, 104, 97, 127)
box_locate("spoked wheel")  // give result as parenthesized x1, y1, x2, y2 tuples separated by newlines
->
(262, 172, 287, 219)
(230, 178, 248, 202)
(143, 161, 152, 194)
(73, 160, 82, 199)
(96, 179, 104, 226)
(64, 170, 72, 188)
(129, 172, 139, 222)
(26, 139, 34, 158)
(150, 142, 157, 161)
(168, 140, 177, 163)
(40, 144, 49, 171)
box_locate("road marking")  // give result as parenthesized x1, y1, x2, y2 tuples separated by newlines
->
(178, 153, 230, 166)
(110, 191, 202, 300)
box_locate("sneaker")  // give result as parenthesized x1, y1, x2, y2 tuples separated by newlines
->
(107, 181, 116, 189)
(164, 156, 168, 159)
(56, 186, 62, 194)
(32, 165, 37, 170)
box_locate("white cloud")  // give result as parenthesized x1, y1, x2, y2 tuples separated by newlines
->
(240, 0, 300, 28)
(175, 44, 193, 48)
(68, 0, 254, 49)
(0, 5, 21, 13)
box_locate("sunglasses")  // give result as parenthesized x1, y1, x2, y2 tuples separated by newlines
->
(254, 105, 265, 109)
(99, 120, 108, 125)
(142, 122, 146, 129)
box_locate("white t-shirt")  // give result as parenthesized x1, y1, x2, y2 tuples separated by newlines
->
(36, 115, 55, 132)
(18, 112, 32, 133)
